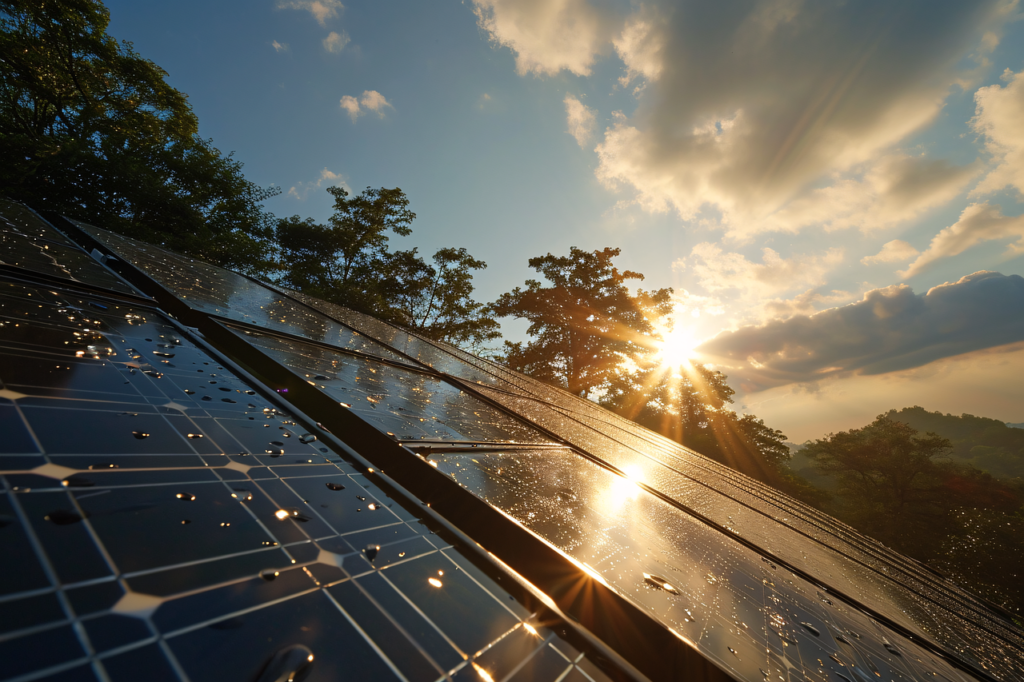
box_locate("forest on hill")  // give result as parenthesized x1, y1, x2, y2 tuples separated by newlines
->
(787, 409, 1024, 622)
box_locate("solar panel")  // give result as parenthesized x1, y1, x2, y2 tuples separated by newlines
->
(1, 202, 1021, 682)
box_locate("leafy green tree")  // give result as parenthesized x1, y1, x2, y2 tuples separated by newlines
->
(406, 247, 500, 349)
(0, 0, 279, 275)
(278, 187, 497, 348)
(277, 186, 419, 317)
(491, 247, 672, 398)
(804, 415, 1022, 557)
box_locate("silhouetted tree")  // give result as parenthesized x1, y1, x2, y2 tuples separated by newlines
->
(0, 0, 279, 275)
(491, 247, 672, 398)
(278, 187, 497, 348)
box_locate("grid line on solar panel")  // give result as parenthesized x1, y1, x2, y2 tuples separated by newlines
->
(0, 278, 622, 682)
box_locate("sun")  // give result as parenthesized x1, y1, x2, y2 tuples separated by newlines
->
(654, 325, 700, 368)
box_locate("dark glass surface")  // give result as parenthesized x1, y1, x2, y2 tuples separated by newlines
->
(433, 448, 1016, 682)
(227, 324, 552, 444)
(0, 201, 139, 296)
(269, 281, 1024, 659)
(0, 278, 621, 682)
(0, 198, 77, 247)
(74, 222, 406, 361)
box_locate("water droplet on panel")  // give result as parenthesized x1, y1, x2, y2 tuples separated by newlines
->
(269, 441, 284, 446)
(89, 463, 118, 470)
(254, 644, 314, 682)
(231, 489, 253, 501)
(261, 541, 278, 547)
(643, 573, 680, 595)
(260, 569, 280, 582)
(364, 544, 379, 561)
(298, 433, 316, 444)
(428, 577, 442, 588)
(132, 431, 150, 439)
(800, 622, 820, 637)
(176, 492, 195, 501)
(45, 509, 84, 525)
(275, 508, 309, 522)
(62, 475, 94, 488)
(187, 433, 203, 439)
(883, 643, 901, 656)
(325, 482, 345, 491)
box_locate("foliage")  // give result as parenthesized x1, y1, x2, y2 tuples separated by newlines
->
(278, 187, 498, 348)
(408, 247, 500, 349)
(491, 247, 672, 398)
(803, 414, 1024, 613)
(0, 0, 278, 275)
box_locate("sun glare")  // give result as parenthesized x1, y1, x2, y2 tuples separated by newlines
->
(655, 326, 700, 368)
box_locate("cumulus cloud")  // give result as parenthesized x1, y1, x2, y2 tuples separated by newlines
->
(862, 239, 919, 265)
(471, 0, 616, 76)
(277, 0, 344, 26)
(323, 30, 350, 53)
(762, 288, 854, 320)
(971, 66, 1024, 196)
(288, 168, 351, 200)
(686, 242, 844, 299)
(340, 91, 393, 122)
(564, 95, 596, 147)
(901, 202, 1024, 277)
(697, 271, 1024, 391)
(475, 0, 1011, 239)
(272, 40, 289, 52)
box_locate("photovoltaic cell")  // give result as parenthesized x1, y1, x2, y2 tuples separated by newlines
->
(4, 201, 1022, 682)
(0, 259, 623, 681)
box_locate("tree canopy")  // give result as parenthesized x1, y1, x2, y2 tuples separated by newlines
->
(0, 0, 279, 275)
(278, 186, 499, 348)
(491, 247, 672, 398)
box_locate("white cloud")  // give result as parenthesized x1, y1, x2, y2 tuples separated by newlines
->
(359, 90, 392, 116)
(698, 271, 1024, 391)
(277, 0, 344, 27)
(288, 168, 351, 200)
(564, 95, 596, 147)
(477, 1, 1011, 239)
(339, 91, 393, 122)
(971, 66, 1024, 197)
(613, 8, 666, 86)
(339, 95, 361, 122)
(687, 242, 845, 299)
(900, 202, 1024, 278)
(272, 40, 289, 52)
(323, 30, 350, 53)
(471, 0, 616, 76)
(862, 240, 920, 266)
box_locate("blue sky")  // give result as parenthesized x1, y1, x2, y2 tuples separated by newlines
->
(105, 0, 1024, 439)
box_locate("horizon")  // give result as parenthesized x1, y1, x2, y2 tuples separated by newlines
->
(101, 0, 1024, 441)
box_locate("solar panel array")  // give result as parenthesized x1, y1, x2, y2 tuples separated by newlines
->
(1, 198, 1022, 682)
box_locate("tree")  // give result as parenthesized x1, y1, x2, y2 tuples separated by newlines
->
(0, 0, 279, 275)
(603, 362, 793, 484)
(491, 247, 673, 398)
(278, 187, 498, 348)
(803, 415, 1023, 559)
(405, 247, 500, 349)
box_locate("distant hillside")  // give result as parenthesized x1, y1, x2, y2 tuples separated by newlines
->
(1008, 422, 1024, 430)
(882, 407, 1024, 479)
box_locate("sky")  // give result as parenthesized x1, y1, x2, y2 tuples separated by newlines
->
(103, 0, 1024, 441)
